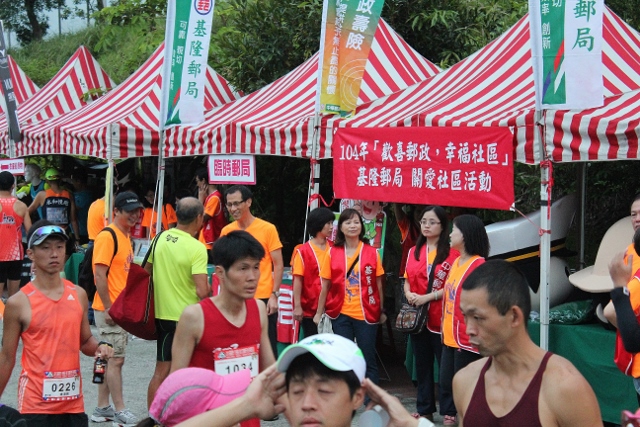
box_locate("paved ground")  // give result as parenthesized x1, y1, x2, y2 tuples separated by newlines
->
(0, 326, 450, 426)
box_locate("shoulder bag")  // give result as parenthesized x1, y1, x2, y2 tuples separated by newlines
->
(395, 256, 437, 334)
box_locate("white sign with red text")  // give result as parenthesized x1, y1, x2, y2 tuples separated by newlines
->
(207, 154, 256, 185)
(0, 158, 24, 175)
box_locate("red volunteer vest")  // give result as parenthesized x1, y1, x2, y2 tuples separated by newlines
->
(325, 244, 381, 324)
(405, 246, 459, 333)
(296, 242, 328, 317)
(447, 256, 485, 352)
(202, 190, 228, 245)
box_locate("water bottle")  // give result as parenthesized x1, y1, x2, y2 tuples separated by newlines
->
(359, 405, 390, 427)
(92, 358, 106, 384)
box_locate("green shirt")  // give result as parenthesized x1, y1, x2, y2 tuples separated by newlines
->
(149, 228, 208, 320)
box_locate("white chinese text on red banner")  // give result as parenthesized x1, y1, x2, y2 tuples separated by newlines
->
(332, 127, 515, 210)
(529, 0, 604, 109)
(160, 0, 214, 127)
(207, 154, 256, 185)
(317, 0, 384, 117)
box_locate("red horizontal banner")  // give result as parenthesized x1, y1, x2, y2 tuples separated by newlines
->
(332, 127, 515, 210)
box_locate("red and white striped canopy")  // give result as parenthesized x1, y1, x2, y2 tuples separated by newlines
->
(165, 19, 441, 158)
(0, 55, 39, 108)
(20, 43, 241, 159)
(544, 89, 640, 161)
(336, 8, 640, 164)
(4, 46, 114, 157)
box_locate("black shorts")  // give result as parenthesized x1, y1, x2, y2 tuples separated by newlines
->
(156, 319, 178, 362)
(0, 260, 23, 282)
(22, 413, 88, 427)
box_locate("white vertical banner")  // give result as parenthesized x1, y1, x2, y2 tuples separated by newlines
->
(159, 0, 215, 128)
(529, 0, 604, 110)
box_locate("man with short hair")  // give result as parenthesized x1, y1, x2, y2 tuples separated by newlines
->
(90, 191, 143, 427)
(145, 197, 209, 408)
(0, 220, 113, 426)
(221, 185, 283, 358)
(0, 171, 31, 298)
(17, 163, 45, 223)
(453, 260, 602, 427)
(171, 230, 275, 427)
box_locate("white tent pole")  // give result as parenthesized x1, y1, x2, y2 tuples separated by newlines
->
(155, 131, 166, 238)
(537, 110, 551, 350)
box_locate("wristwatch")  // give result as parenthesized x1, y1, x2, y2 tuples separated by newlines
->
(272, 291, 280, 298)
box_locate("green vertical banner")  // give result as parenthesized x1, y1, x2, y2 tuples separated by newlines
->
(529, 0, 604, 109)
(160, 0, 215, 127)
(316, 0, 384, 117)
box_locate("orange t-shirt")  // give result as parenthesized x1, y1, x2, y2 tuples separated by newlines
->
(18, 280, 85, 414)
(87, 198, 107, 241)
(220, 218, 282, 299)
(442, 256, 480, 348)
(626, 243, 640, 275)
(199, 192, 222, 249)
(141, 205, 177, 239)
(92, 224, 133, 311)
(320, 242, 384, 320)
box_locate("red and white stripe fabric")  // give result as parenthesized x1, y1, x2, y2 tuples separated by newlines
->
(0, 56, 39, 107)
(4, 46, 113, 157)
(165, 19, 440, 158)
(20, 43, 241, 159)
(337, 8, 640, 164)
(544, 90, 640, 161)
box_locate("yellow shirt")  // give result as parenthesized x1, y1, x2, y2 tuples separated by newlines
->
(220, 218, 283, 299)
(92, 224, 133, 311)
(320, 242, 384, 320)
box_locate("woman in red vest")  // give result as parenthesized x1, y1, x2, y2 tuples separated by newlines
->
(314, 208, 385, 384)
(439, 214, 489, 426)
(404, 205, 459, 422)
(292, 207, 335, 337)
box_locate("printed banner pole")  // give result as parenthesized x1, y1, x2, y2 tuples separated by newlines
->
(159, 0, 215, 129)
(0, 20, 22, 157)
(317, 0, 385, 117)
(529, 0, 604, 109)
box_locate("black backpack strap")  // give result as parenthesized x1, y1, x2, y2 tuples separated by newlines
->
(143, 230, 164, 267)
(99, 227, 118, 276)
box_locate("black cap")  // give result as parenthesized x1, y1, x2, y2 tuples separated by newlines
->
(114, 191, 143, 212)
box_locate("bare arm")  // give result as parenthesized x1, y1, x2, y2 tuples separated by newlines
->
(94, 263, 114, 325)
(603, 300, 618, 327)
(362, 378, 419, 427)
(170, 304, 204, 373)
(192, 273, 209, 300)
(267, 249, 284, 315)
(0, 295, 25, 397)
(545, 357, 603, 427)
(292, 275, 304, 322)
(77, 286, 113, 359)
(15, 200, 31, 232)
(258, 300, 276, 370)
(27, 191, 44, 214)
(174, 364, 286, 427)
(313, 278, 331, 325)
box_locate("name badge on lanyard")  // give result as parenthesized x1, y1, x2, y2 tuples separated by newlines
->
(213, 344, 260, 378)
(42, 370, 81, 401)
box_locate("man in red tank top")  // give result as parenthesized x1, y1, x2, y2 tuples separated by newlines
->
(0, 171, 31, 298)
(453, 260, 602, 427)
(171, 230, 275, 426)
(0, 221, 113, 427)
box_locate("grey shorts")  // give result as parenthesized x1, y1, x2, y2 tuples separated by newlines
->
(94, 310, 128, 357)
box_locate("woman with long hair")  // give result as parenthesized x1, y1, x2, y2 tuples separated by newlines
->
(439, 214, 490, 426)
(313, 208, 386, 383)
(404, 206, 459, 421)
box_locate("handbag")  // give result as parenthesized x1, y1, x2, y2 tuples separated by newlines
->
(110, 231, 163, 340)
(395, 256, 437, 334)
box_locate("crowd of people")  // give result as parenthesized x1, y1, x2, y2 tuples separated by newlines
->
(0, 163, 638, 427)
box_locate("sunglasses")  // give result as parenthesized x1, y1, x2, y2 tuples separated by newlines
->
(28, 225, 67, 249)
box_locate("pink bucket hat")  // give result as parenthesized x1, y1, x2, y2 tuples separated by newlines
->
(149, 367, 251, 426)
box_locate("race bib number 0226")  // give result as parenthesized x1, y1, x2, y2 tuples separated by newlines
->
(42, 370, 81, 401)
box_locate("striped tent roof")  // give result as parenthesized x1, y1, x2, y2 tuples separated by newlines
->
(20, 43, 241, 159)
(3, 46, 114, 157)
(164, 19, 441, 158)
(335, 8, 640, 164)
(0, 55, 39, 108)
(544, 89, 640, 161)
